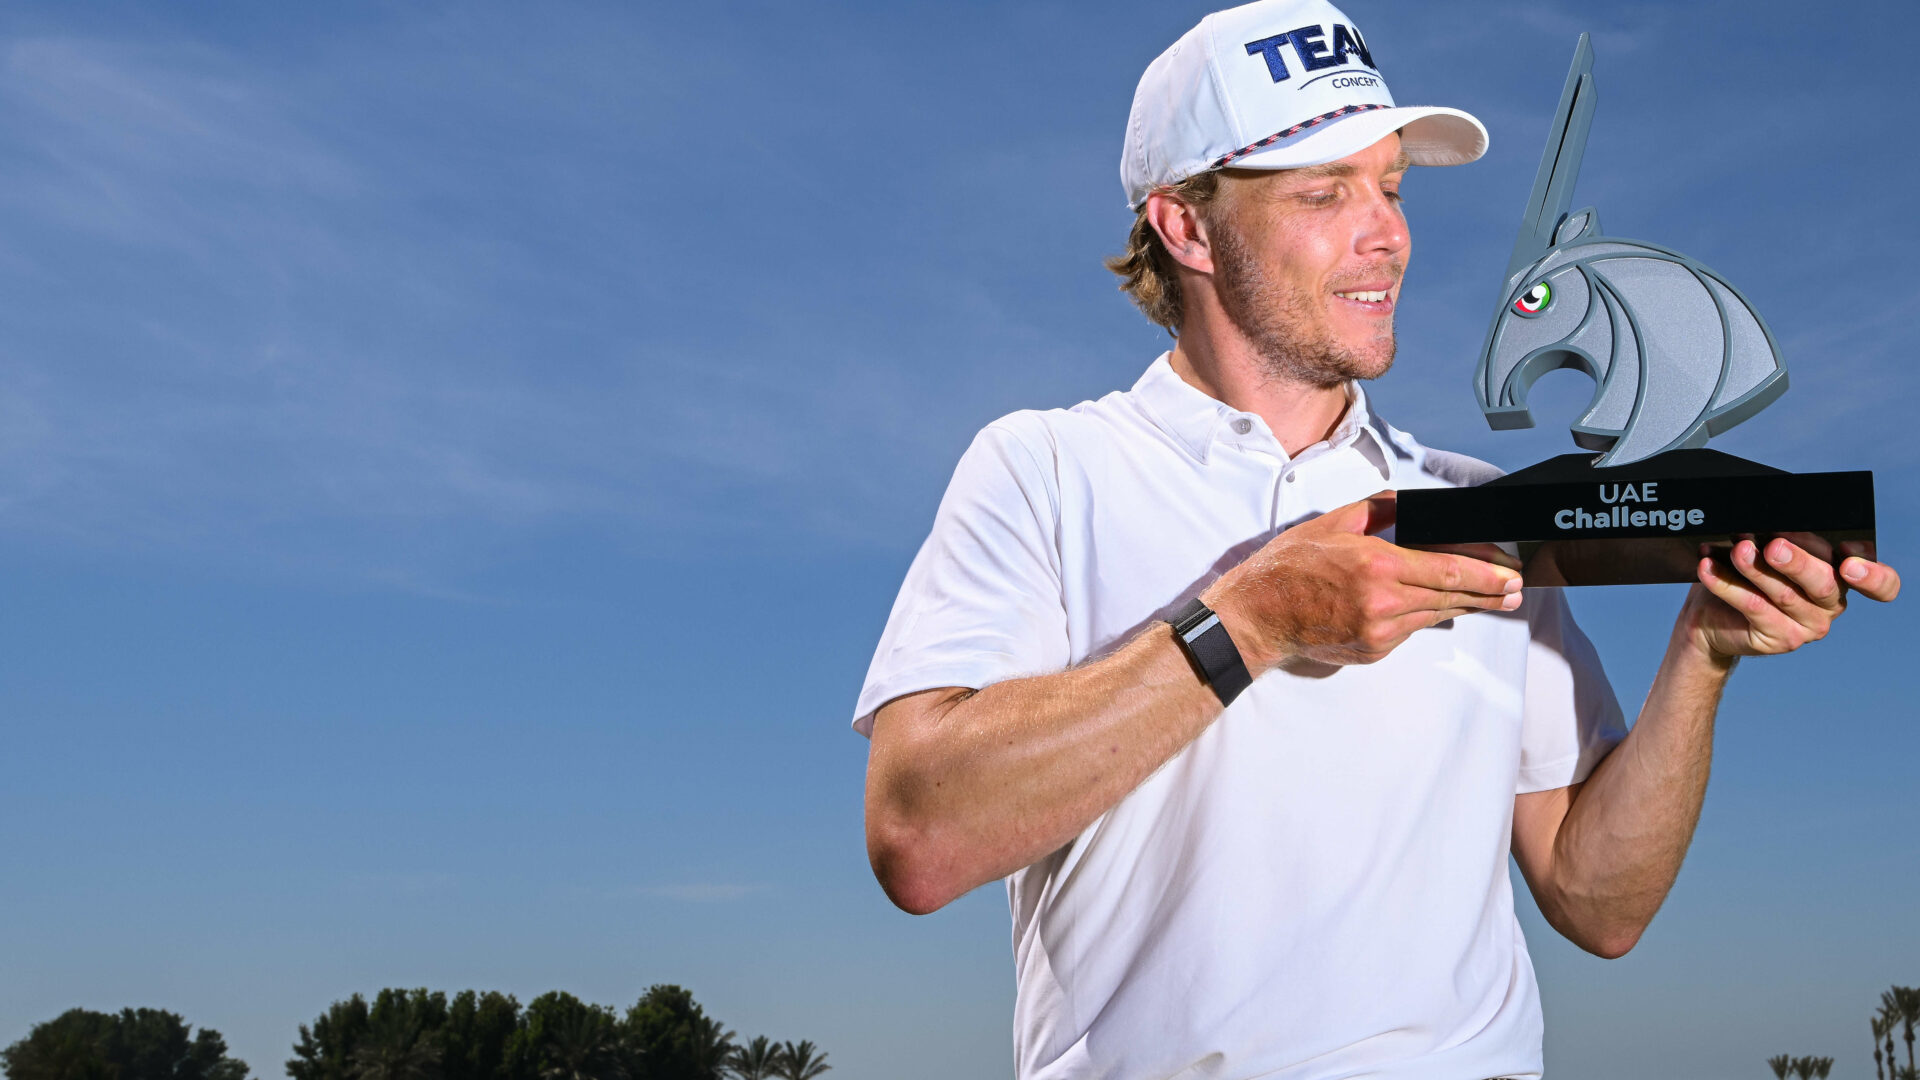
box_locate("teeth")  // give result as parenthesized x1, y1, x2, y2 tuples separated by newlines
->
(1336, 290, 1389, 302)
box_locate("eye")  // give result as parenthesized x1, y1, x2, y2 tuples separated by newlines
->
(1514, 282, 1552, 315)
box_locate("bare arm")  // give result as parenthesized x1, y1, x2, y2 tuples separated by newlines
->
(1512, 537, 1900, 957)
(865, 493, 1523, 914)
(866, 625, 1219, 915)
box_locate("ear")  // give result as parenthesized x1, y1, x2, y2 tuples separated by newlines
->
(1144, 188, 1217, 275)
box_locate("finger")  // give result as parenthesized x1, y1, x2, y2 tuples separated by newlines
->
(1395, 546, 1524, 597)
(1757, 536, 1844, 611)
(1317, 494, 1388, 537)
(1727, 539, 1830, 624)
(1362, 490, 1397, 536)
(1401, 584, 1524, 616)
(1840, 556, 1902, 602)
(1772, 530, 1833, 564)
(1698, 555, 1799, 645)
(1413, 541, 1523, 572)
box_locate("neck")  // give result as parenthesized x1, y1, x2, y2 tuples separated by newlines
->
(1166, 326, 1354, 458)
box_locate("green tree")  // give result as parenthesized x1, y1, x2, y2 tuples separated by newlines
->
(622, 987, 730, 1080)
(2, 1010, 119, 1080)
(439, 993, 520, 1080)
(349, 995, 444, 1080)
(724, 1038, 777, 1080)
(1767, 1055, 1791, 1080)
(682, 1018, 731, 1080)
(770, 1043, 827, 1080)
(505, 993, 624, 1080)
(288, 996, 372, 1080)
(3, 1008, 247, 1080)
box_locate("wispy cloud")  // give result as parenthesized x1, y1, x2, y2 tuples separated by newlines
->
(3, 0, 1911, 593)
(0, 18, 1069, 582)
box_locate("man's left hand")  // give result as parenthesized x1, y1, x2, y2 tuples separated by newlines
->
(1687, 535, 1901, 661)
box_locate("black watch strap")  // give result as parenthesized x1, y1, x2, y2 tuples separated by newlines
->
(1168, 597, 1253, 707)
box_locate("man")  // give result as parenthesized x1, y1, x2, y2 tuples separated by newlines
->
(852, 2, 1900, 1077)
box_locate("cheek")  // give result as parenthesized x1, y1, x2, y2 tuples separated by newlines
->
(1256, 220, 1341, 291)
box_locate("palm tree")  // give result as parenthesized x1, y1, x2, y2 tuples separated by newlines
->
(727, 1037, 779, 1080)
(1892, 1001, 1909, 1080)
(536, 1005, 626, 1080)
(1881, 1015, 1897, 1080)
(1897, 1067, 1920, 1080)
(1768, 1054, 1791, 1080)
(773, 1041, 830, 1080)
(350, 1012, 443, 1080)
(1899, 987, 1920, 1073)
(686, 1015, 735, 1080)
(1813, 1057, 1833, 1079)
(1790, 1056, 1818, 1080)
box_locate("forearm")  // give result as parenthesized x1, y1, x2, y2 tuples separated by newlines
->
(1538, 616, 1734, 954)
(865, 623, 1220, 914)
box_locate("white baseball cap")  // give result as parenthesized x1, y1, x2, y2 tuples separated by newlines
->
(1121, 0, 1488, 209)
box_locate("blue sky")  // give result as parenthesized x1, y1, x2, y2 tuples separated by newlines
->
(1, 2, 1915, 1078)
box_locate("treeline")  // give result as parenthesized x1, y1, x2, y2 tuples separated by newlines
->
(2, 1009, 247, 1080)
(2, 988, 827, 1080)
(1768, 983, 1918, 1080)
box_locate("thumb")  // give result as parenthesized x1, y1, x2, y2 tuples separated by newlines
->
(1320, 492, 1395, 536)
(1361, 490, 1398, 536)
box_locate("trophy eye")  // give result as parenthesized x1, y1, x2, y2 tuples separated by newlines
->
(1513, 282, 1553, 316)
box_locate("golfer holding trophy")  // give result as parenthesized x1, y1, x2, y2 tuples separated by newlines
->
(853, 3, 1901, 1076)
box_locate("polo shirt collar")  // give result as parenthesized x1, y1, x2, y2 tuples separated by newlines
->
(1130, 353, 1393, 478)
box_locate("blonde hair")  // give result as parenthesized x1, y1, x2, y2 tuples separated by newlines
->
(1103, 170, 1223, 333)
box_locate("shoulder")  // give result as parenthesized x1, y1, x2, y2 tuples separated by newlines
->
(938, 408, 1081, 532)
(984, 386, 1140, 449)
(969, 387, 1145, 474)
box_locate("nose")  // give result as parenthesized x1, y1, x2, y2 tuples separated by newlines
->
(1355, 188, 1409, 258)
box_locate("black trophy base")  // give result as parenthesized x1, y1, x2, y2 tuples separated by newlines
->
(1395, 450, 1876, 587)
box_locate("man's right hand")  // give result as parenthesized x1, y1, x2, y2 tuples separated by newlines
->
(1202, 490, 1524, 672)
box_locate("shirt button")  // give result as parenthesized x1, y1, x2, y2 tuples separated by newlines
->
(1285, 473, 1297, 483)
(1231, 418, 1252, 435)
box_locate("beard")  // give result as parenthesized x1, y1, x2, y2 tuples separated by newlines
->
(1210, 220, 1402, 389)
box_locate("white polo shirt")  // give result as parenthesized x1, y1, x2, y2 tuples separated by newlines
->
(855, 354, 1625, 1080)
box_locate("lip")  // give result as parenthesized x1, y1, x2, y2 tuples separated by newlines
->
(1332, 285, 1396, 313)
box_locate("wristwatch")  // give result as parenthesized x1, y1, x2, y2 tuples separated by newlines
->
(1168, 597, 1253, 707)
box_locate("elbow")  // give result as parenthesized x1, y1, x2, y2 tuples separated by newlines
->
(866, 817, 960, 916)
(1555, 908, 1644, 959)
(873, 864, 954, 917)
(1581, 928, 1642, 960)
(1539, 891, 1646, 959)
(862, 702, 984, 916)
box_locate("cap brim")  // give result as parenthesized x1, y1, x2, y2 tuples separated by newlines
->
(1228, 106, 1488, 171)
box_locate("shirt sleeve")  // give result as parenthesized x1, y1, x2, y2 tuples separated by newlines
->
(1515, 587, 1627, 793)
(851, 416, 1071, 738)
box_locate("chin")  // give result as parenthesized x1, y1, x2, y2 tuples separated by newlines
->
(1335, 334, 1397, 382)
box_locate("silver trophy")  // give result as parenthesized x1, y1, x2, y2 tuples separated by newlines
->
(1397, 35, 1874, 586)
